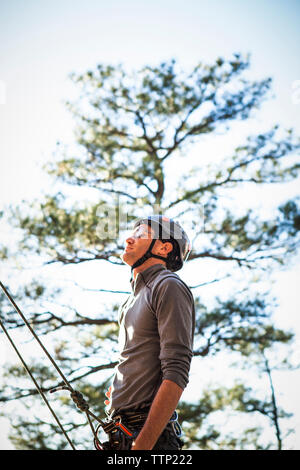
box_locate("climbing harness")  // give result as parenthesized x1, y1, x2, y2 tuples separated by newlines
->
(0, 280, 121, 450)
(94, 413, 138, 450)
(95, 410, 183, 450)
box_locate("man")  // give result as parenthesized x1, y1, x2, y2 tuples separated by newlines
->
(100, 215, 195, 451)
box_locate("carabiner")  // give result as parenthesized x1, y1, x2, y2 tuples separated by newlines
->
(113, 415, 134, 438)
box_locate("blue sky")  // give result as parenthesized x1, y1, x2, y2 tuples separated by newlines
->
(0, 0, 299, 205)
(1, 0, 299, 205)
(1, 0, 300, 97)
(0, 0, 300, 450)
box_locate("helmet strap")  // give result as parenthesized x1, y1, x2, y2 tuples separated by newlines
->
(130, 239, 167, 271)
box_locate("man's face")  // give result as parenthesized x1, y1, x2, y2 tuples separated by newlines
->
(121, 224, 153, 267)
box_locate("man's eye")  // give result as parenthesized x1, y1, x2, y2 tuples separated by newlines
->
(134, 229, 144, 238)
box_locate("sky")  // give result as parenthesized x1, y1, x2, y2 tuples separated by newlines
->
(0, 0, 300, 450)
(0, 0, 299, 204)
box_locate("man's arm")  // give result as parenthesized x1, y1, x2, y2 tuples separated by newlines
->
(131, 379, 183, 451)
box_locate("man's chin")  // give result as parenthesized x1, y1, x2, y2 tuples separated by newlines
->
(121, 251, 135, 266)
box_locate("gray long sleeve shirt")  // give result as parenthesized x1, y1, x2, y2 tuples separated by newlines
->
(107, 264, 195, 416)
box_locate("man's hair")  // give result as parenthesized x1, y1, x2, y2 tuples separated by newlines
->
(161, 238, 180, 270)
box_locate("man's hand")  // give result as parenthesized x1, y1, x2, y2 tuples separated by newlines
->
(131, 379, 183, 450)
(104, 386, 112, 406)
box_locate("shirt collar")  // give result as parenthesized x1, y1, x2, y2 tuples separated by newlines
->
(130, 264, 167, 293)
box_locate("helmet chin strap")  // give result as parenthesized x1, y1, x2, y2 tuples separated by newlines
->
(130, 239, 167, 272)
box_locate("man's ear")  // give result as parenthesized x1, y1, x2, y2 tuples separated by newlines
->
(158, 241, 173, 255)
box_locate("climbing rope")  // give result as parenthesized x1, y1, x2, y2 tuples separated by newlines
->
(0, 280, 106, 450)
(0, 316, 76, 450)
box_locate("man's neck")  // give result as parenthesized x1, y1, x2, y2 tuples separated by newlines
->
(132, 260, 166, 280)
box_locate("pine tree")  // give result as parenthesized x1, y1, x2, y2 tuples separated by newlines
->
(1, 54, 299, 449)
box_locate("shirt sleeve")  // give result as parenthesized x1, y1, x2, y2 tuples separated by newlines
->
(152, 276, 195, 390)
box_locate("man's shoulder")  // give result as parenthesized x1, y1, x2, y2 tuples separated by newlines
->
(150, 268, 193, 298)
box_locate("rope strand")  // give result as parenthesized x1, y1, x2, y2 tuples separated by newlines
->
(0, 280, 106, 450)
(0, 316, 76, 450)
(0, 281, 72, 390)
